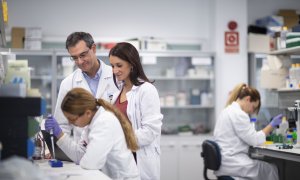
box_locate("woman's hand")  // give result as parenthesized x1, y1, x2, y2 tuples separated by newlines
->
(45, 115, 63, 138)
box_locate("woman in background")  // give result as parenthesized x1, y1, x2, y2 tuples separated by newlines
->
(109, 42, 163, 180)
(45, 87, 140, 180)
(214, 83, 282, 180)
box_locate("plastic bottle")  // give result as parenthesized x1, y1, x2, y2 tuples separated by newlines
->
(296, 63, 300, 88)
(286, 134, 293, 145)
(279, 116, 289, 136)
(250, 118, 257, 130)
(289, 64, 297, 89)
(280, 26, 288, 49)
(292, 128, 297, 144)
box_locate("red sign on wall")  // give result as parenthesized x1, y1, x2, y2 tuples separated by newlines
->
(225, 31, 239, 53)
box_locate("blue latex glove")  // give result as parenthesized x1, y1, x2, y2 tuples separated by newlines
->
(269, 114, 283, 128)
(45, 115, 62, 137)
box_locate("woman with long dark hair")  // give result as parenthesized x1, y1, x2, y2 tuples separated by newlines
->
(109, 42, 163, 180)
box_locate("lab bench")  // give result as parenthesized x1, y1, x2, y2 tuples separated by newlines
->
(35, 159, 111, 180)
(249, 144, 300, 180)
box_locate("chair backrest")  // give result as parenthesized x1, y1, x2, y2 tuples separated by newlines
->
(201, 139, 221, 171)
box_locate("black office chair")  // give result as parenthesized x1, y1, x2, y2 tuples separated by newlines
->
(201, 140, 234, 180)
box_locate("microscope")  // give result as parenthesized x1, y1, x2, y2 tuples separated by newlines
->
(287, 100, 300, 148)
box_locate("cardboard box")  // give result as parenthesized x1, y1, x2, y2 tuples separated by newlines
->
(278, 9, 299, 29)
(260, 68, 288, 89)
(248, 33, 271, 53)
(11, 27, 25, 48)
(278, 9, 297, 17)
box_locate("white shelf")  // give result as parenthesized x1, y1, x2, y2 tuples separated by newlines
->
(0, 48, 53, 56)
(261, 105, 280, 108)
(139, 50, 214, 57)
(54, 49, 215, 58)
(150, 76, 212, 80)
(161, 105, 213, 109)
(269, 46, 300, 55)
(31, 75, 52, 80)
(277, 88, 300, 92)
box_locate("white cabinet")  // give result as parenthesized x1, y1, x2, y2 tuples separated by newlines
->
(178, 139, 203, 180)
(161, 138, 178, 180)
(56, 50, 216, 134)
(161, 135, 213, 180)
(139, 51, 215, 134)
(4, 49, 56, 113)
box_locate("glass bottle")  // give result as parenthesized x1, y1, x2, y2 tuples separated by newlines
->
(32, 133, 43, 160)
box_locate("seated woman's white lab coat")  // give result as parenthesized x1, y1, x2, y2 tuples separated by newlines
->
(56, 108, 140, 180)
(214, 102, 278, 180)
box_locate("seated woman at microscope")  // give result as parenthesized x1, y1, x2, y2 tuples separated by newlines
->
(44, 87, 140, 180)
(214, 83, 282, 180)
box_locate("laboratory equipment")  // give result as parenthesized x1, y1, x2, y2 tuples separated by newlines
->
(287, 100, 300, 148)
(49, 159, 63, 167)
(50, 129, 55, 159)
(0, 97, 46, 159)
(41, 130, 71, 162)
(48, 129, 63, 167)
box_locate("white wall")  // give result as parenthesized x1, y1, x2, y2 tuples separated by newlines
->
(6, 0, 213, 46)
(214, 0, 248, 122)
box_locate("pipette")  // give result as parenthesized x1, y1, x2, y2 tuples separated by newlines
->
(48, 128, 63, 167)
(50, 129, 56, 159)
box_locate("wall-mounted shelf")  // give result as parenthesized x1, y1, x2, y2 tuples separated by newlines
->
(149, 76, 213, 80)
(277, 88, 300, 92)
(269, 46, 300, 55)
(161, 105, 214, 109)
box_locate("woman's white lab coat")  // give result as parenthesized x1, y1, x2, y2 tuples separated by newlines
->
(112, 82, 163, 180)
(54, 60, 118, 141)
(56, 109, 140, 180)
(214, 102, 278, 180)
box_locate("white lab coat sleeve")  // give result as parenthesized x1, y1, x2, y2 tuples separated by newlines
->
(56, 132, 86, 164)
(135, 83, 163, 147)
(79, 112, 115, 170)
(53, 75, 73, 135)
(229, 109, 266, 146)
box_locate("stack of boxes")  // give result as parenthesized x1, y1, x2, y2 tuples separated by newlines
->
(278, 9, 300, 49)
(277, 10, 299, 29)
(11, 27, 42, 50)
(286, 32, 300, 48)
(11, 27, 25, 48)
(248, 9, 300, 53)
(24, 27, 42, 50)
